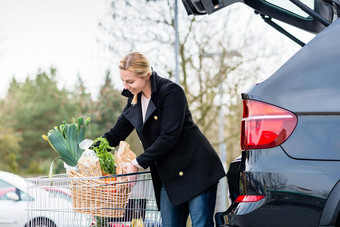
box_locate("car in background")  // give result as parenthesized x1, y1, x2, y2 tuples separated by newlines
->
(182, 0, 340, 226)
(0, 171, 88, 227)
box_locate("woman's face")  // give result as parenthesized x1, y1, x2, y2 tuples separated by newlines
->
(120, 70, 150, 95)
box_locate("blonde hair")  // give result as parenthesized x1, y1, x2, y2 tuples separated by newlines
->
(119, 52, 152, 105)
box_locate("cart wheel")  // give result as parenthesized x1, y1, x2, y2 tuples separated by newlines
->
(26, 217, 56, 227)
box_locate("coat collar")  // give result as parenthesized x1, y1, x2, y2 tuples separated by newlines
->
(122, 71, 158, 129)
(123, 98, 143, 129)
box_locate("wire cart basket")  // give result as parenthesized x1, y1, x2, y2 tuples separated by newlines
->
(25, 171, 161, 227)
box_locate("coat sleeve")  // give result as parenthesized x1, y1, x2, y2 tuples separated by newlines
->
(102, 100, 135, 147)
(136, 83, 187, 169)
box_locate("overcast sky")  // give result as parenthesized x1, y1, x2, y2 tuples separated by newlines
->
(0, 0, 112, 99)
(0, 0, 315, 100)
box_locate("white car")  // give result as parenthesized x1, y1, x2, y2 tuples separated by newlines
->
(0, 171, 90, 227)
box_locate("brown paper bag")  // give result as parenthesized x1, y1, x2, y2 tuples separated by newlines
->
(115, 141, 136, 174)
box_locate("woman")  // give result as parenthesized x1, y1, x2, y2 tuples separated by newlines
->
(101, 51, 225, 227)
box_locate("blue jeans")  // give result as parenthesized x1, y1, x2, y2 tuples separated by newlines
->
(160, 183, 218, 227)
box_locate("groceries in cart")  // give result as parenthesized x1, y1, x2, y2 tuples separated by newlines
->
(42, 116, 137, 177)
(26, 170, 161, 226)
(34, 117, 161, 226)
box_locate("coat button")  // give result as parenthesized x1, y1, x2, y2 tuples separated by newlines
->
(154, 116, 158, 120)
(179, 171, 183, 176)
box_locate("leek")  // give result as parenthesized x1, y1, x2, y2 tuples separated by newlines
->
(43, 117, 90, 167)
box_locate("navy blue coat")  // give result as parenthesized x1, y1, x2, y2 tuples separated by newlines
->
(102, 72, 225, 207)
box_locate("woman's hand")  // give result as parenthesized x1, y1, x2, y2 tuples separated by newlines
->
(127, 163, 138, 186)
(127, 162, 138, 174)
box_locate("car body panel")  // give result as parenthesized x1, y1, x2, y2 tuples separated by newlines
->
(282, 115, 340, 160)
(245, 18, 340, 113)
(228, 147, 340, 226)
(0, 200, 26, 226)
(319, 180, 340, 226)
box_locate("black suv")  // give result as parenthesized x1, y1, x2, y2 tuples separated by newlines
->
(182, 0, 340, 226)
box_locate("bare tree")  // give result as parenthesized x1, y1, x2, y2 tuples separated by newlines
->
(98, 1, 288, 163)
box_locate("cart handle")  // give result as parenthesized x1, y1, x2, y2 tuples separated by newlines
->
(99, 171, 151, 180)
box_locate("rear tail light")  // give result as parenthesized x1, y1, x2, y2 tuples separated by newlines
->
(241, 100, 297, 150)
(235, 195, 265, 203)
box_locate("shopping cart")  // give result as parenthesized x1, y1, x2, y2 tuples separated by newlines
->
(25, 171, 161, 227)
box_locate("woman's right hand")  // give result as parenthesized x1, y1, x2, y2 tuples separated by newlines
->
(126, 163, 138, 186)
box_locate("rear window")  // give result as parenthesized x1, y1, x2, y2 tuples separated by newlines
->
(265, 0, 314, 18)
